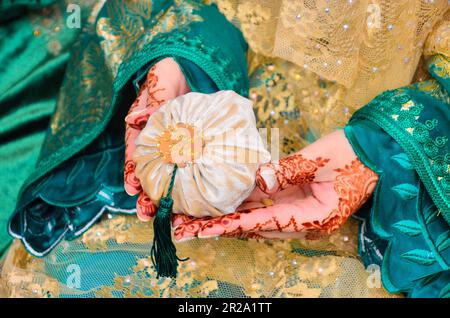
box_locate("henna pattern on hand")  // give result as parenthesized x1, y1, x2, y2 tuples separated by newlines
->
(301, 159, 378, 237)
(258, 154, 330, 193)
(221, 231, 266, 240)
(145, 65, 166, 108)
(174, 216, 211, 239)
(124, 123, 142, 194)
(174, 159, 378, 241)
(125, 64, 166, 193)
(128, 81, 148, 113)
(137, 191, 157, 220)
(124, 159, 142, 193)
(126, 66, 167, 130)
(128, 66, 167, 130)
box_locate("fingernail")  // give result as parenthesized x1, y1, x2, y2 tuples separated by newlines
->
(197, 232, 220, 239)
(257, 166, 277, 192)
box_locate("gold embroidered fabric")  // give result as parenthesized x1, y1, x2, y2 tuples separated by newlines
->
(1, 0, 448, 298)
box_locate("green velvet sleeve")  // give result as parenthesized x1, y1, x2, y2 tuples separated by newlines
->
(8, 0, 249, 258)
(345, 54, 450, 297)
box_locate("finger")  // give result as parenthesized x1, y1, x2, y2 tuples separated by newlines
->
(256, 154, 330, 193)
(129, 81, 148, 113)
(125, 83, 153, 130)
(124, 65, 164, 130)
(173, 203, 272, 241)
(124, 125, 142, 195)
(171, 214, 195, 229)
(198, 194, 337, 238)
(172, 188, 271, 242)
(173, 218, 212, 242)
(123, 78, 150, 195)
(136, 192, 157, 222)
(213, 231, 307, 240)
(175, 182, 341, 241)
(215, 231, 268, 240)
(195, 206, 293, 238)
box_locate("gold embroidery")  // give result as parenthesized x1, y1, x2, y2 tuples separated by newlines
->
(156, 123, 204, 166)
(97, 0, 203, 76)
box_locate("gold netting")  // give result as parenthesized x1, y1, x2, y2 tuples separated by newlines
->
(0, 215, 397, 298)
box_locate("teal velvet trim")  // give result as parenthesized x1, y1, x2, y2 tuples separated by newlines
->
(351, 86, 450, 226)
(174, 56, 218, 94)
(113, 3, 248, 96)
(345, 55, 450, 297)
(114, 32, 248, 97)
(133, 56, 218, 95)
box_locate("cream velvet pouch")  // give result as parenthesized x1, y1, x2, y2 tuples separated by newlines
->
(133, 90, 271, 217)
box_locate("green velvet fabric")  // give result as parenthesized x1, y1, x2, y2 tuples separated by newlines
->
(7, 0, 249, 257)
(345, 55, 450, 297)
(0, 0, 90, 255)
(0, 0, 57, 23)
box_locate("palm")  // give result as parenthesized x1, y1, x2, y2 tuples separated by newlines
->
(173, 131, 379, 241)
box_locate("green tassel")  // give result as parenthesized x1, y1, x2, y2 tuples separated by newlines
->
(151, 165, 180, 279)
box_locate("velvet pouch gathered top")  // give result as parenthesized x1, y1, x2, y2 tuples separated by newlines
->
(133, 90, 271, 218)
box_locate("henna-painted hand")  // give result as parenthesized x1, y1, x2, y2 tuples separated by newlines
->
(124, 58, 190, 221)
(172, 130, 379, 241)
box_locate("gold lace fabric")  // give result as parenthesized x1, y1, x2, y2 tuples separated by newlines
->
(0, 215, 397, 298)
(214, 0, 448, 109)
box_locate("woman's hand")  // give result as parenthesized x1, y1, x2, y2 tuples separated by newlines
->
(172, 130, 379, 241)
(124, 57, 190, 221)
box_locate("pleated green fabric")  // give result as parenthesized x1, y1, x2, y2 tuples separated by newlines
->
(0, 0, 97, 255)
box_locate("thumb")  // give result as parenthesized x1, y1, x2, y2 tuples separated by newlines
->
(256, 164, 279, 194)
